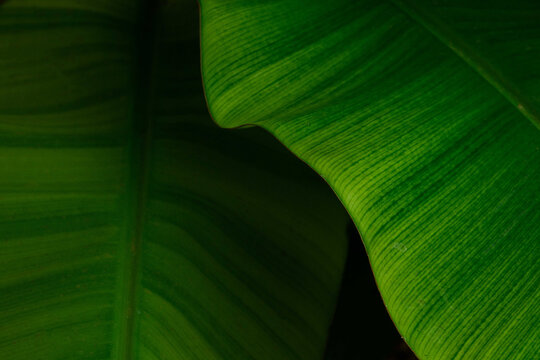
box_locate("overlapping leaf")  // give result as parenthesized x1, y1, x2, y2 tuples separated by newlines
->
(200, 0, 540, 358)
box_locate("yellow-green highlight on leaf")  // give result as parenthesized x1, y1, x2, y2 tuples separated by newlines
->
(200, 0, 540, 359)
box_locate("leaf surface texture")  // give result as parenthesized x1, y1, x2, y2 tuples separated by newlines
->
(200, 0, 540, 358)
(0, 1, 349, 359)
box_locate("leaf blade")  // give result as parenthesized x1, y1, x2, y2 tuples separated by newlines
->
(200, 0, 540, 358)
(0, 1, 350, 359)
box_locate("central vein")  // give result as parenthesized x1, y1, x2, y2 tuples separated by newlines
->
(114, 0, 159, 359)
(391, 0, 540, 130)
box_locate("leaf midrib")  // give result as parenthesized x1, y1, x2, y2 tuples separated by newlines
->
(113, 0, 159, 359)
(391, 0, 540, 130)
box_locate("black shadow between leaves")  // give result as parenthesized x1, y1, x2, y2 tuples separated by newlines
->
(324, 222, 418, 360)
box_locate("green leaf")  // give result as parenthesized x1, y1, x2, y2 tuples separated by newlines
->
(200, 0, 540, 359)
(0, 1, 350, 359)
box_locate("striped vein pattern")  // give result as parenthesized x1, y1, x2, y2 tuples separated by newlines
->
(1, 1, 349, 360)
(0, 1, 134, 358)
(200, 0, 540, 359)
(136, 5, 348, 358)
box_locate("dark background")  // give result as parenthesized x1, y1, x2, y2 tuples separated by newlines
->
(324, 222, 417, 359)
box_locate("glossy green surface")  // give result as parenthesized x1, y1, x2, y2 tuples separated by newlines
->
(0, 1, 349, 359)
(200, 0, 540, 359)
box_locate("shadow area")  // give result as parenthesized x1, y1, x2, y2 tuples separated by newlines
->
(324, 222, 418, 360)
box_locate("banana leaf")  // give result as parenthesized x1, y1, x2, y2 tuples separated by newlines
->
(200, 0, 540, 359)
(2, 0, 539, 359)
(0, 1, 351, 359)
